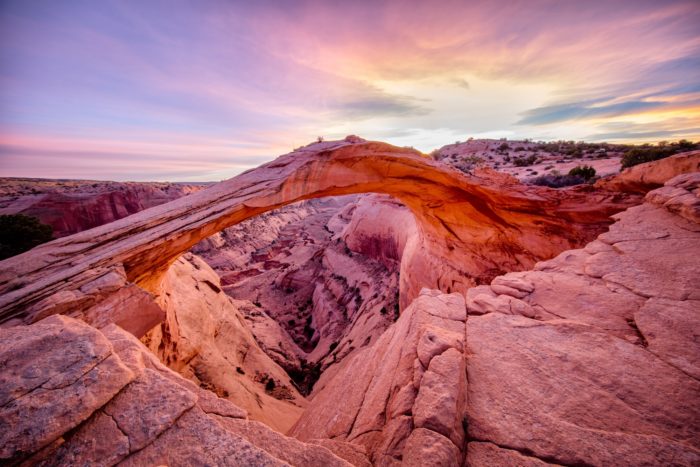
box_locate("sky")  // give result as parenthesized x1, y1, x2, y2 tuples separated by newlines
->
(1, 0, 699, 181)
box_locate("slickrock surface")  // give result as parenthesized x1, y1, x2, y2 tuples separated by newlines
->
(0, 178, 206, 237)
(0, 314, 358, 466)
(0, 137, 637, 327)
(143, 253, 306, 433)
(291, 289, 468, 465)
(292, 173, 700, 466)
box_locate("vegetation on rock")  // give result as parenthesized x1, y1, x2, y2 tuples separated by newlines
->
(0, 214, 53, 260)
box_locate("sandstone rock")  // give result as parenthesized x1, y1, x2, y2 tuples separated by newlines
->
(311, 438, 372, 467)
(402, 428, 461, 467)
(466, 442, 555, 467)
(412, 348, 466, 446)
(465, 313, 700, 466)
(103, 368, 198, 451)
(143, 253, 305, 433)
(1, 314, 362, 466)
(635, 298, 700, 380)
(597, 150, 700, 193)
(206, 195, 401, 387)
(291, 291, 467, 465)
(75, 284, 165, 338)
(0, 138, 637, 327)
(46, 410, 131, 466)
(0, 178, 206, 237)
(213, 417, 350, 466)
(120, 407, 288, 467)
(0, 315, 134, 462)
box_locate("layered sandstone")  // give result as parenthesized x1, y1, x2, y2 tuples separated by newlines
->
(0, 140, 698, 466)
(290, 173, 700, 466)
(0, 137, 638, 328)
(0, 178, 206, 237)
(194, 195, 402, 390)
(0, 314, 363, 466)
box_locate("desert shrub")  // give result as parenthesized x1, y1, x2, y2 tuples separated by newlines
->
(0, 214, 53, 260)
(531, 174, 586, 188)
(620, 140, 699, 168)
(329, 342, 338, 351)
(497, 143, 510, 151)
(568, 165, 596, 180)
(513, 155, 537, 167)
(621, 146, 675, 168)
(265, 379, 276, 392)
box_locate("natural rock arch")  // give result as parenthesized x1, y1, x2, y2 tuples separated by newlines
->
(0, 138, 634, 325)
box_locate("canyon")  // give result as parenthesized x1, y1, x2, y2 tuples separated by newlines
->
(0, 137, 698, 466)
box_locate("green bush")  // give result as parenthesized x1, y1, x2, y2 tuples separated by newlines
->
(0, 214, 53, 260)
(568, 165, 596, 180)
(621, 147, 675, 168)
(513, 155, 537, 167)
(531, 174, 586, 188)
(620, 140, 698, 168)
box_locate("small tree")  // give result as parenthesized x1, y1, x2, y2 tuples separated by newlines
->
(0, 214, 53, 260)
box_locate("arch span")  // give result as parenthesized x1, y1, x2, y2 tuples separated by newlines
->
(0, 138, 635, 324)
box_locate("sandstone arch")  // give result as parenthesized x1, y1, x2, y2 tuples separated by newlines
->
(0, 138, 635, 325)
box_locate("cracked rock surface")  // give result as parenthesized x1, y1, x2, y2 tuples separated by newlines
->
(0, 315, 358, 466)
(292, 174, 700, 466)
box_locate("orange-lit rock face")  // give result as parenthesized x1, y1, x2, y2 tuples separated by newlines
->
(0, 137, 636, 325)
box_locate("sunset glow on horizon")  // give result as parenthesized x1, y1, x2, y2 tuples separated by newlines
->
(1, 0, 699, 181)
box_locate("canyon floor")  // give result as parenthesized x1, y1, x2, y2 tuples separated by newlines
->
(0, 137, 698, 466)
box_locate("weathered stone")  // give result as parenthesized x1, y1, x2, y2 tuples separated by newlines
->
(119, 408, 287, 467)
(402, 428, 461, 467)
(213, 417, 351, 466)
(466, 442, 555, 467)
(0, 315, 134, 462)
(635, 298, 700, 380)
(466, 313, 700, 466)
(103, 368, 198, 452)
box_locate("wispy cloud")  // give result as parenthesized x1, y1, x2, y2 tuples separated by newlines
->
(1, 0, 699, 180)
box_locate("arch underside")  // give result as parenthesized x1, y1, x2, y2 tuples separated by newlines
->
(0, 139, 635, 324)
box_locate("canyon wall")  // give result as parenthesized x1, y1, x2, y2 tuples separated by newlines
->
(291, 172, 700, 466)
(0, 179, 206, 237)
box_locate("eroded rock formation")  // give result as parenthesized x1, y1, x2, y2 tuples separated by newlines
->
(0, 137, 639, 327)
(0, 140, 698, 466)
(0, 178, 206, 237)
(0, 314, 362, 466)
(193, 195, 403, 392)
(291, 173, 700, 466)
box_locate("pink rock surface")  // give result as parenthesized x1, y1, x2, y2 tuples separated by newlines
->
(290, 290, 467, 465)
(0, 314, 134, 460)
(0, 315, 353, 466)
(143, 253, 306, 433)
